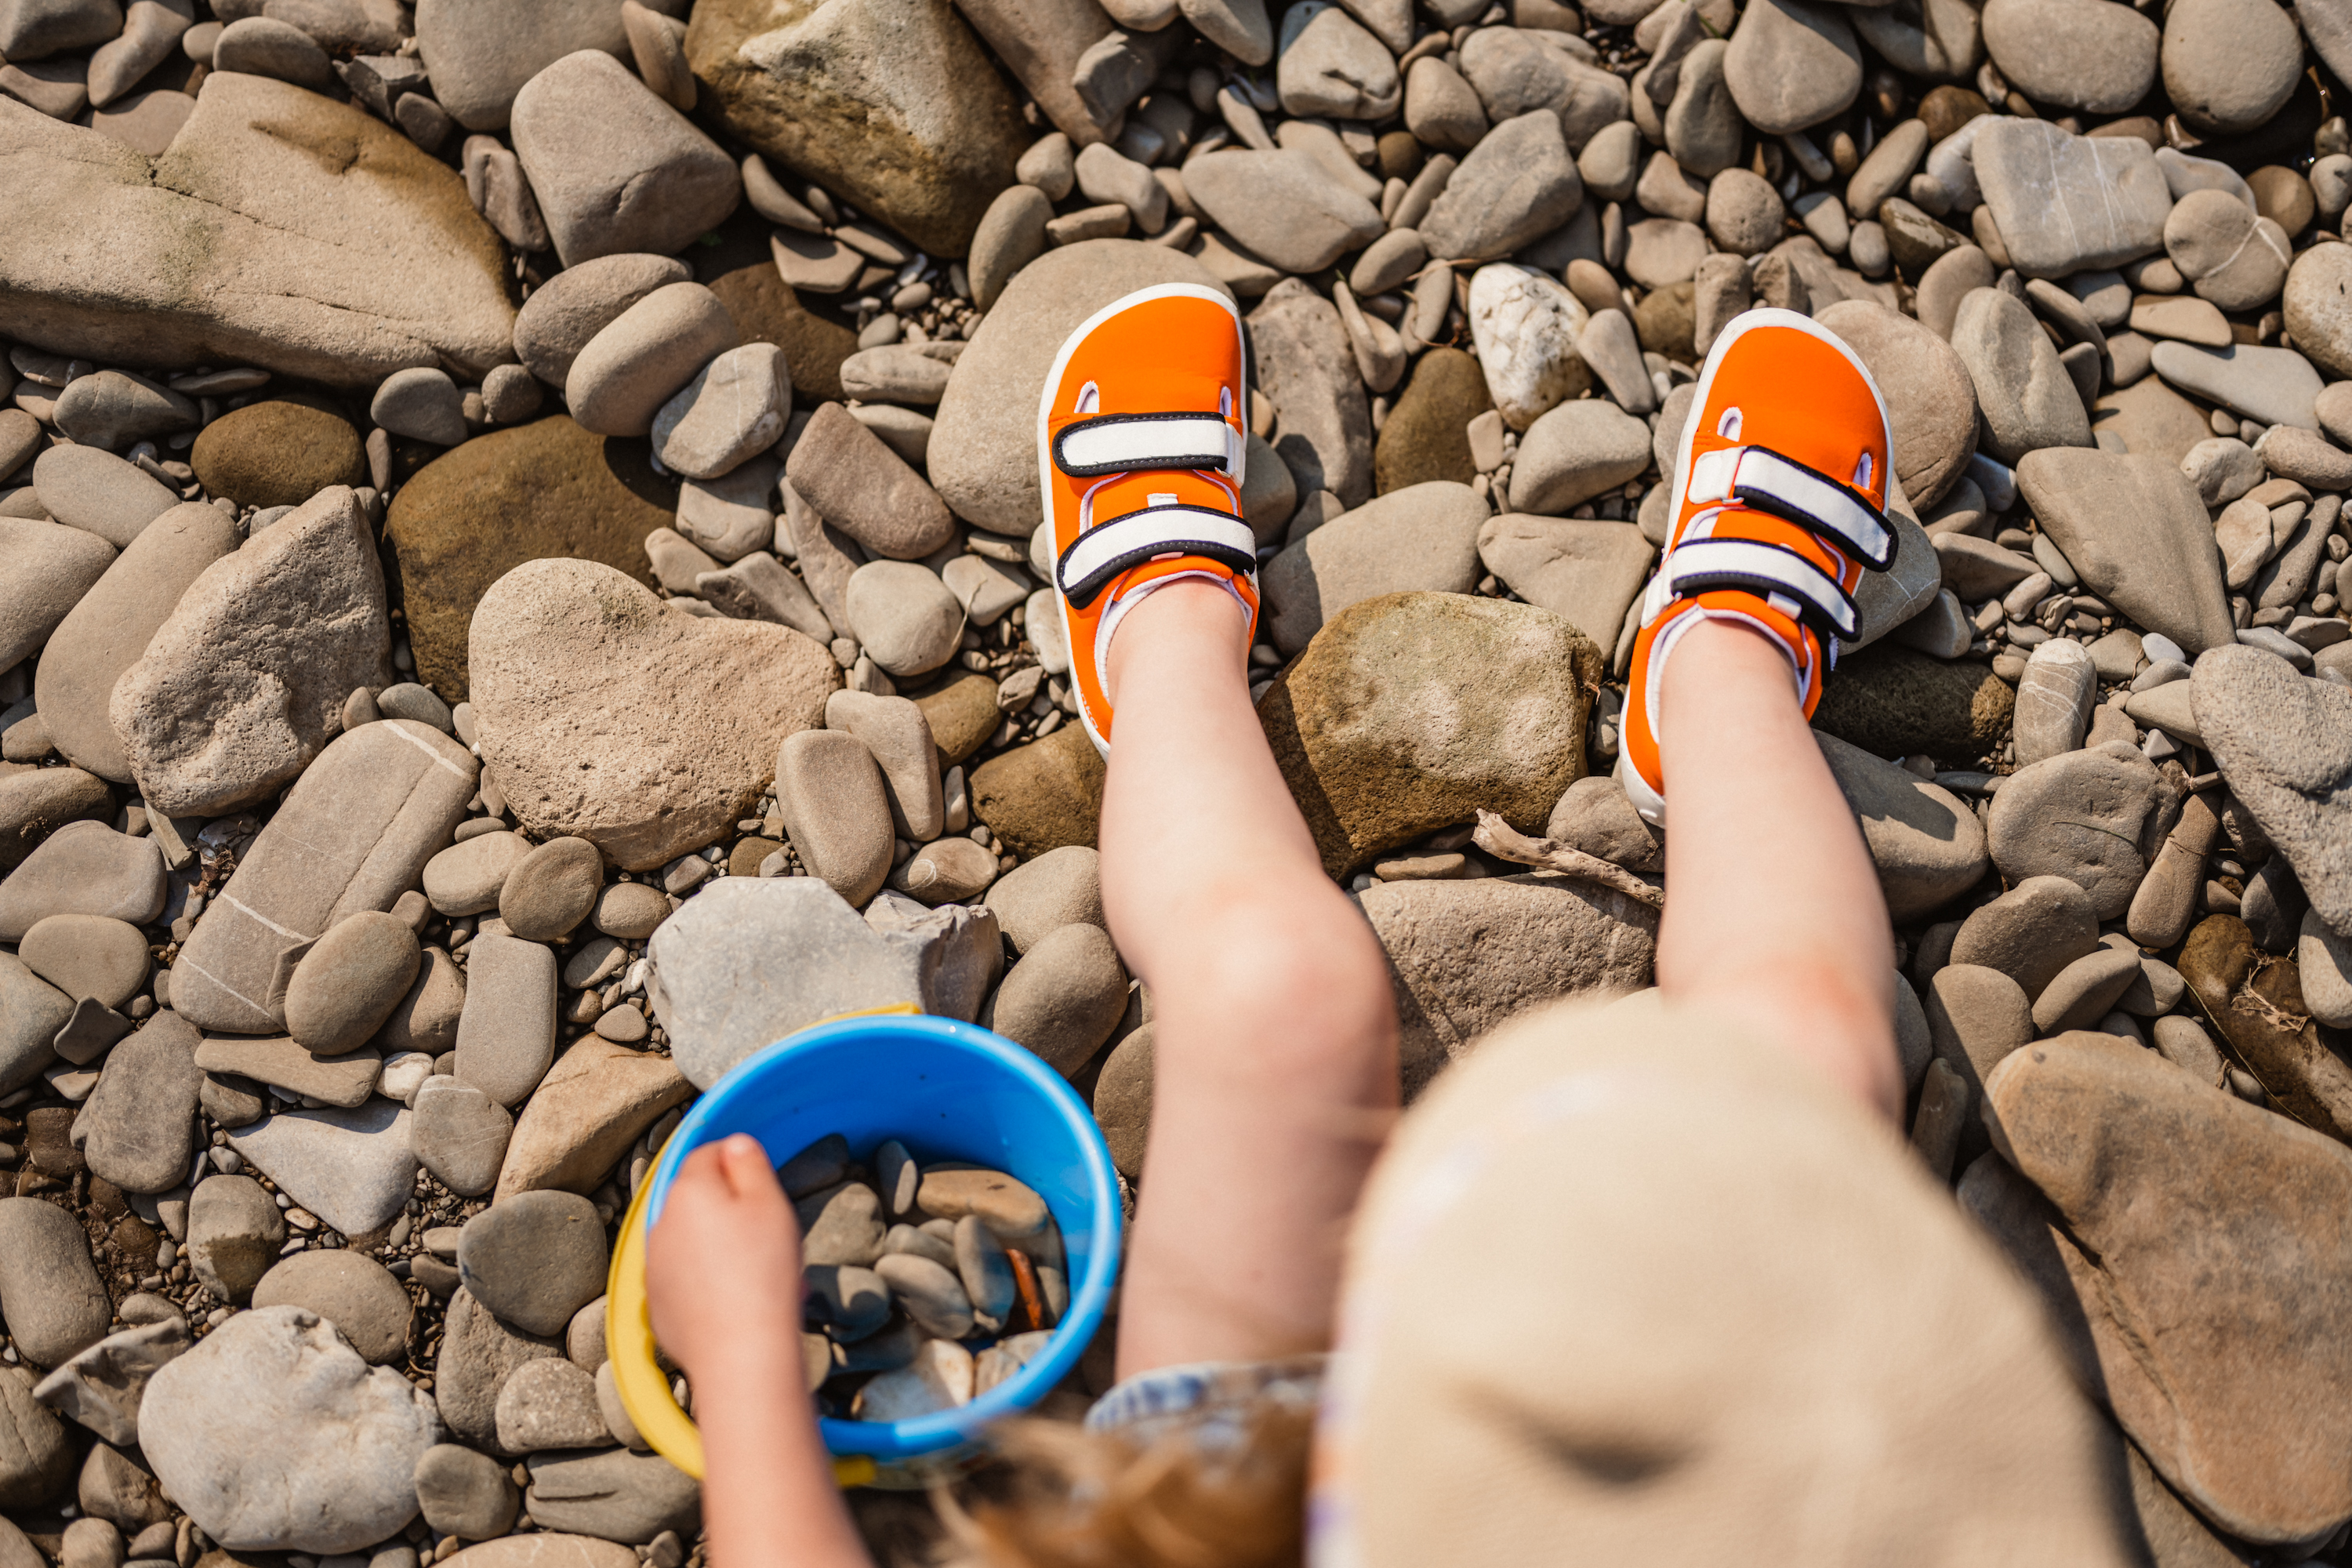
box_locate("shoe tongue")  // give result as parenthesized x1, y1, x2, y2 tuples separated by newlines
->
(1089, 469, 1236, 517)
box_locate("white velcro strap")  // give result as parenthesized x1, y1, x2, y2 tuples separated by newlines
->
(1058, 504, 1258, 609)
(1685, 445, 1896, 571)
(1054, 413, 1239, 477)
(1662, 535, 1859, 641)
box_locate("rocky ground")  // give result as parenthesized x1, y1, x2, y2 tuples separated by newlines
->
(3, 0, 2352, 1560)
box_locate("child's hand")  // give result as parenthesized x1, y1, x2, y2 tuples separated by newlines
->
(646, 1134, 807, 1381)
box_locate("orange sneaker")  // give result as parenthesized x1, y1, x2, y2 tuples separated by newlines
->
(1037, 284, 1260, 755)
(1617, 308, 1897, 826)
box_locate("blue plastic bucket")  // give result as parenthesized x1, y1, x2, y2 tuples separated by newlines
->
(634, 1011, 1123, 1468)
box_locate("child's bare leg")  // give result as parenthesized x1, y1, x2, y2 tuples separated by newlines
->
(1654, 619, 1900, 1120)
(1096, 581, 1399, 1377)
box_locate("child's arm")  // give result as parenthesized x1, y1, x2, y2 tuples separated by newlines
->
(647, 1134, 875, 1568)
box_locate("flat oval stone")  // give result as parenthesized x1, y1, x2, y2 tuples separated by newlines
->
(499, 837, 603, 942)
(511, 252, 692, 390)
(284, 912, 423, 1056)
(564, 281, 738, 438)
(590, 881, 669, 939)
(250, 1250, 413, 1365)
(0, 818, 164, 942)
(20, 913, 150, 1007)
(0, 1197, 111, 1367)
(458, 1190, 609, 1337)
(423, 831, 531, 917)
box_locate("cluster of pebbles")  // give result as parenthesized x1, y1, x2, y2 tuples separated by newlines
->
(775, 1137, 1073, 1426)
(9, 0, 2352, 1558)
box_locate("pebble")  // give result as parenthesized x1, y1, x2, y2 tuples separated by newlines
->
(457, 1191, 608, 1338)
(2029, 945, 2144, 1034)
(376, 946, 467, 1058)
(1184, 149, 1385, 274)
(409, 1075, 514, 1198)
(1983, 0, 2157, 114)
(19, 913, 149, 1009)
(495, 1037, 690, 1201)
(1465, 264, 1591, 432)
(1276, 2, 1399, 118)
(1421, 111, 1582, 264)
(1477, 516, 1654, 649)
(1724, 0, 1860, 135)
(524, 1446, 699, 1543)
(1578, 308, 1655, 413)
(183, 1176, 285, 1305)
(1985, 742, 2172, 919)
(53, 371, 195, 450)
(2011, 638, 2096, 766)
(452, 933, 557, 1109)
(1951, 876, 2100, 1000)
(511, 254, 691, 389)
(74, 1011, 200, 1193)
(1817, 735, 1988, 921)
(774, 728, 895, 909)
(592, 881, 670, 940)
(249, 1252, 412, 1366)
(486, 837, 599, 944)
(854, 1338, 973, 1422)
(2150, 340, 2321, 431)
(369, 367, 468, 448)
(784, 402, 954, 562)
(120, 487, 393, 816)
(564, 282, 739, 440)
(138, 1306, 440, 1554)
(826, 691, 945, 844)
(646, 343, 788, 484)
(649, 878, 995, 1085)
(988, 922, 1129, 1075)
(1980, 1031, 2352, 1541)
(424, 831, 531, 918)
(412, 1443, 518, 1541)
(1512, 400, 1653, 517)
(2164, 190, 2291, 313)
(0, 1197, 111, 1367)
(469, 559, 834, 870)
(32, 1319, 187, 1450)
(31, 446, 177, 551)
(0, 819, 165, 941)
(0, 953, 72, 1098)
(675, 459, 778, 565)
(1922, 963, 2031, 1111)
(284, 912, 420, 1057)
(982, 845, 1107, 956)
(1261, 481, 1486, 655)
(1973, 119, 2172, 280)
(2016, 447, 2237, 656)
(2162, 0, 2301, 136)
(230, 1097, 419, 1238)
(844, 561, 966, 680)
(494, 1356, 610, 1454)
(2194, 646, 2352, 938)
(509, 50, 737, 267)
(839, 345, 957, 407)
(1950, 287, 2090, 462)
(1261, 593, 1600, 873)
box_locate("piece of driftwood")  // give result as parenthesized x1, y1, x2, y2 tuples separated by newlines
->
(1472, 811, 1666, 911)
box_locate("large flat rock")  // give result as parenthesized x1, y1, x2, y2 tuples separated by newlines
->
(0, 74, 514, 388)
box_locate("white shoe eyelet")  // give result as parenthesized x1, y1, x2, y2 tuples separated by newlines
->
(1076, 382, 1100, 415)
(1852, 452, 1873, 489)
(1717, 407, 1742, 441)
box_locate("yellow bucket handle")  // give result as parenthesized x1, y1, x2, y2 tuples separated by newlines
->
(604, 1004, 922, 1489)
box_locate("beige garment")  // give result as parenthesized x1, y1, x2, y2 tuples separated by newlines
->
(1311, 991, 2132, 1567)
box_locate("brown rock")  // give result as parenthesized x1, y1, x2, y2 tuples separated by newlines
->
(470, 559, 837, 871)
(386, 417, 679, 702)
(912, 672, 1001, 767)
(112, 488, 392, 817)
(1258, 593, 1600, 877)
(0, 73, 514, 387)
(0, 768, 111, 873)
(1358, 876, 1658, 1094)
(1373, 347, 1491, 495)
(698, 240, 856, 407)
(495, 1038, 695, 1200)
(970, 725, 1105, 861)
(189, 397, 367, 511)
(685, 0, 1026, 257)
(1810, 642, 2015, 764)
(2178, 913, 2352, 1142)
(1984, 1029, 2352, 1544)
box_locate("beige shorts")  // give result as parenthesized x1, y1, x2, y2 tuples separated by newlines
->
(1308, 991, 2133, 1568)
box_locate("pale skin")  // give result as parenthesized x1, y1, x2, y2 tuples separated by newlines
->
(646, 583, 1899, 1568)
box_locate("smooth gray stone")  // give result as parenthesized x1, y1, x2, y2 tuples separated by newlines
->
(136, 1305, 440, 1554)
(453, 935, 557, 1109)
(649, 878, 1000, 1089)
(0, 820, 165, 942)
(0, 1198, 111, 1368)
(76, 1011, 201, 1195)
(226, 1099, 418, 1238)
(524, 1447, 699, 1545)
(0, 953, 71, 1095)
(1972, 118, 2172, 280)
(30, 1319, 188, 1447)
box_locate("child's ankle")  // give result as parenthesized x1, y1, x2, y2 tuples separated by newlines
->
(1102, 577, 1252, 706)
